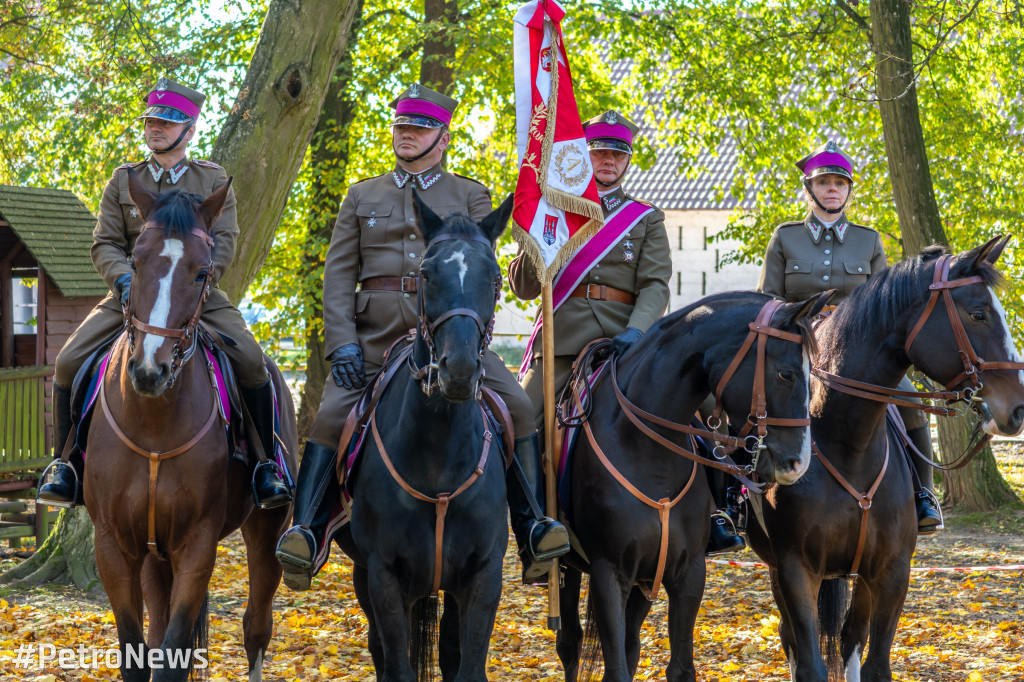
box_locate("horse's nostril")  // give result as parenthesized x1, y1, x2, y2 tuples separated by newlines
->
(1013, 404, 1024, 428)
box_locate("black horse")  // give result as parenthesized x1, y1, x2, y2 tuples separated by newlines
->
(336, 196, 513, 682)
(745, 237, 1024, 681)
(556, 290, 831, 682)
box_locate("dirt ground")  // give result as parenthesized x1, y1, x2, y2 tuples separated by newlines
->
(0, 446, 1021, 681)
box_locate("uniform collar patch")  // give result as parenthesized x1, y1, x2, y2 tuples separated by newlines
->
(601, 187, 625, 213)
(806, 213, 848, 244)
(392, 166, 410, 188)
(147, 158, 189, 185)
(393, 164, 442, 190)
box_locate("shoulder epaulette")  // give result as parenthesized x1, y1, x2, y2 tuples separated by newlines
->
(847, 221, 876, 232)
(623, 191, 657, 210)
(452, 172, 488, 188)
(117, 160, 147, 170)
(351, 175, 378, 186)
(777, 220, 805, 229)
(192, 159, 223, 169)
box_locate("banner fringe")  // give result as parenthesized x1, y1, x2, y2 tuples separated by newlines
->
(544, 187, 605, 223)
(512, 222, 554, 286)
(546, 217, 602, 276)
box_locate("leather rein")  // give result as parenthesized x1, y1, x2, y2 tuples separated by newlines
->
(108, 225, 221, 559)
(570, 299, 810, 600)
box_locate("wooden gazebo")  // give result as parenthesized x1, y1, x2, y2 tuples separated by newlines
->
(0, 185, 106, 543)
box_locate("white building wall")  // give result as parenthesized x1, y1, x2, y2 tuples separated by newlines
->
(492, 209, 761, 349)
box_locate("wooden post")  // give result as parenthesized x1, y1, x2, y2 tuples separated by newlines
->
(35, 268, 46, 366)
(542, 282, 560, 631)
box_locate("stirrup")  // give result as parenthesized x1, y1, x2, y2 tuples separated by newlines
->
(275, 526, 317, 571)
(252, 461, 292, 510)
(916, 489, 944, 534)
(525, 517, 570, 562)
(36, 460, 79, 509)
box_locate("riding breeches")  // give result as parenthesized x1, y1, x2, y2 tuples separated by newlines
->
(54, 294, 270, 388)
(520, 355, 575, 435)
(307, 349, 535, 451)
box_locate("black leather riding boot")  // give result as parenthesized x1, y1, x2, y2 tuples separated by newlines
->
(507, 433, 570, 585)
(240, 381, 292, 510)
(704, 461, 745, 555)
(908, 425, 942, 533)
(275, 440, 339, 590)
(36, 384, 81, 508)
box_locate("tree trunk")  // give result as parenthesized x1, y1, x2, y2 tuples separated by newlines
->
(296, 2, 365, 438)
(421, 0, 458, 95)
(0, 507, 100, 591)
(870, 0, 1017, 510)
(212, 0, 362, 304)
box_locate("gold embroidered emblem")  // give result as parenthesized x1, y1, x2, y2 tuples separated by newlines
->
(554, 143, 588, 187)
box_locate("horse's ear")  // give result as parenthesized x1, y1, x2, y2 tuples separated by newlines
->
(126, 168, 158, 221)
(982, 234, 1011, 265)
(412, 188, 444, 243)
(199, 177, 233, 231)
(478, 193, 515, 245)
(781, 290, 836, 326)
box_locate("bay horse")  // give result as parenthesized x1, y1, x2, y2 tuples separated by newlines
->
(556, 290, 831, 682)
(745, 236, 1024, 681)
(84, 171, 296, 682)
(336, 195, 514, 682)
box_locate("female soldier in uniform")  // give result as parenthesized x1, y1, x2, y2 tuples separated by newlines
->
(757, 140, 942, 533)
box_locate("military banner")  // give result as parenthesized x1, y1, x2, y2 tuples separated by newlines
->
(512, 0, 603, 283)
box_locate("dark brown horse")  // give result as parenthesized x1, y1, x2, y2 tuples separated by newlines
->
(84, 172, 296, 682)
(556, 291, 830, 682)
(745, 237, 1024, 681)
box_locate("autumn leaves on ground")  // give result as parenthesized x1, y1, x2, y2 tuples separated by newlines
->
(0, 448, 1022, 681)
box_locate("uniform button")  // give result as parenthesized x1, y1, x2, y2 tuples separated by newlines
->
(824, 260, 831, 266)
(404, 293, 410, 298)
(858, 267, 863, 272)
(823, 275, 830, 282)
(409, 253, 417, 258)
(825, 235, 832, 241)
(594, 275, 601, 281)
(409, 219, 415, 225)
(371, 211, 376, 216)
(410, 234, 416, 240)
(793, 265, 799, 270)
(824, 249, 831, 255)
(408, 271, 416, 276)
(594, 264, 600, 269)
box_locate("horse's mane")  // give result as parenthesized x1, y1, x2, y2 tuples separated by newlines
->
(819, 245, 1004, 366)
(148, 190, 205, 239)
(647, 290, 772, 335)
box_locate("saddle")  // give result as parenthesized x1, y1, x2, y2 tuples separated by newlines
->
(335, 334, 515, 493)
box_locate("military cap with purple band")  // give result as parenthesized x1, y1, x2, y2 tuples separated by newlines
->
(583, 109, 639, 155)
(138, 77, 205, 124)
(796, 140, 854, 183)
(390, 83, 458, 129)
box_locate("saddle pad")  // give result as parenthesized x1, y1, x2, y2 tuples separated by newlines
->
(555, 360, 608, 528)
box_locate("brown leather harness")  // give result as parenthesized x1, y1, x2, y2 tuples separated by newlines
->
(338, 231, 508, 595)
(571, 299, 811, 599)
(810, 253, 1024, 576)
(105, 225, 222, 559)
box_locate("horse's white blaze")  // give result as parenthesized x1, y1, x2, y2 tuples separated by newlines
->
(445, 248, 468, 290)
(248, 649, 263, 682)
(140, 239, 184, 370)
(990, 286, 1024, 381)
(845, 644, 862, 681)
(787, 648, 797, 680)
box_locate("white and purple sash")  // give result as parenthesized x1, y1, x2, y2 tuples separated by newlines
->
(518, 198, 654, 379)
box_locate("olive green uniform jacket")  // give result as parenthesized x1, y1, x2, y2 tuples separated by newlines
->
(757, 214, 887, 303)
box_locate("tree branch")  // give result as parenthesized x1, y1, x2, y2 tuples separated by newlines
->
(835, 0, 871, 36)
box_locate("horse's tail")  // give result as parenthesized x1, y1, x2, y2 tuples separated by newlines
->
(578, 584, 603, 682)
(189, 591, 210, 682)
(818, 577, 849, 682)
(411, 594, 440, 682)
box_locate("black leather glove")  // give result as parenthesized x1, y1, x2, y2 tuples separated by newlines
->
(329, 344, 367, 390)
(610, 327, 643, 357)
(115, 273, 132, 309)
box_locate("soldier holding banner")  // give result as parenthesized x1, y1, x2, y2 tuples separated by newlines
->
(509, 110, 672, 459)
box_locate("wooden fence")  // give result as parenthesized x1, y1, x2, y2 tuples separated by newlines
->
(0, 365, 51, 473)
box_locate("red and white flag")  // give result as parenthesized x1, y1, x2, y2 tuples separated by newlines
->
(512, 0, 603, 282)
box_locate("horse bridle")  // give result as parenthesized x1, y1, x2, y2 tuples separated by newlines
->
(408, 232, 501, 396)
(125, 225, 215, 388)
(814, 253, 1024, 417)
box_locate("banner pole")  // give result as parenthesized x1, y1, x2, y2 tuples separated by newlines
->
(542, 281, 561, 631)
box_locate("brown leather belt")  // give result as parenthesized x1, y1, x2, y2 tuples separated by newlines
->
(569, 284, 636, 304)
(360, 276, 419, 292)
